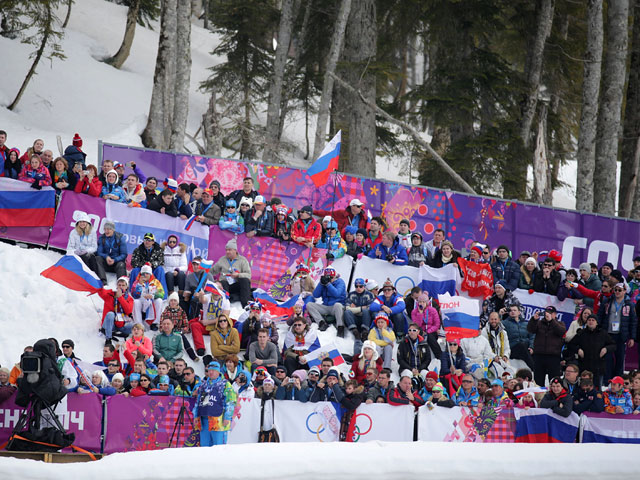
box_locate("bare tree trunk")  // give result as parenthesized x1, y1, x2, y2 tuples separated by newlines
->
(202, 91, 222, 156)
(141, 0, 178, 150)
(278, 0, 310, 140)
(169, 1, 192, 152)
(333, 0, 376, 177)
(203, 0, 209, 29)
(594, 0, 630, 215)
(619, 0, 640, 217)
(329, 72, 477, 194)
(263, 0, 296, 163)
(8, 4, 52, 111)
(106, 0, 140, 70)
(62, 0, 73, 29)
(312, 0, 352, 160)
(532, 103, 552, 204)
(576, 0, 603, 212)
(519, 0, 554, 149)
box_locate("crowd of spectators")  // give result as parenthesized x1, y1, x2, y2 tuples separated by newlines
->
(2, 132, 640, 446)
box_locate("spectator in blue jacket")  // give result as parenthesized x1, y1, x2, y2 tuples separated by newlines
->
(370, 279, 407, 338)
(101, 170, 127, 203)
(368, 231, 408, 265)
(452, 374, 480, 406)
(490, 245, 520, 291)
(573, 377, 605, 414)
(502, 305, 535, 370)
(307, 267, 347, 336)
(95, 220, 128, 285)
(344, 277, 376, 341)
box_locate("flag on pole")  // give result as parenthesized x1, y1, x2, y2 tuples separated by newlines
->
(437, 292, 480, 340)
(307, 131, 341, 187)
(40, 255, 104, 294)
(204, 280, 229, 299)
(303, 342, 345, 367)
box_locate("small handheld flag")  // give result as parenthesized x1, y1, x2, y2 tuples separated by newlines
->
(307, 131, 341, 187)
(184, 215, 197, 231)
(204, 280, 229, 299)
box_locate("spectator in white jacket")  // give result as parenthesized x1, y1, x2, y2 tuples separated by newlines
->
(460, 334, 494, 380)
(66, 212, 100, 277)
(161, 234, 188, 294)
(481, 311, 514, 379)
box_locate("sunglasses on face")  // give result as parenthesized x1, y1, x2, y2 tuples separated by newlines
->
(615, 288, 625, 292)
(108, 363, 118, 367)
(140, 379, 150, 383)
(294, 323, 304, 327)
(62, 345, 72, 349)
(355, 285, 365, 288)
(462, 380, 473, 383)
(448, 343, 458, 346)
(408, 328, 419, 332)
(184, 373, 193, 376)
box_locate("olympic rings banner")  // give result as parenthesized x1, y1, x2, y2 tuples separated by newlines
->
(275, 400, 342, 443)
(352, 257, 421, 297)
(348, 403, 414, 442)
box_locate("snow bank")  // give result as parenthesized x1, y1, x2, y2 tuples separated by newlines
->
(1, 442, 639, 480)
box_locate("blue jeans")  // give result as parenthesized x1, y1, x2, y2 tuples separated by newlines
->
(130, 266, 168, 299)
(344, 309, 371, 331)
(389, 312, 406, 335)
(103, 311, 133, 339)
(199, 417, 228, 446)
(165, 270, 186, 292)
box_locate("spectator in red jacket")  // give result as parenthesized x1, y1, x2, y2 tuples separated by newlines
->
(574, 278, 616, 314)
(98, 276, 134, 342)
(314, 198, 369, 234)
(291, 205, 321, 247)
(350, 340, 383, 385)
(387, 371, 425, 408)
(74, 164, 102, 197)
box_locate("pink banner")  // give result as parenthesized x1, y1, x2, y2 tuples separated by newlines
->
(0, 226, 51, 246)
(104, 395, 198, 453)
(49, 191, 107, 250)
(0, 391, 103, 453)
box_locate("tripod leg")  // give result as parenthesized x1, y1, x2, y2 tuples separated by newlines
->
(6, 403, 35, 450)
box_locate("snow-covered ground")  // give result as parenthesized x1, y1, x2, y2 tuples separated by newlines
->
(2, 442, 640, 479)
(0, 0, 579, 209)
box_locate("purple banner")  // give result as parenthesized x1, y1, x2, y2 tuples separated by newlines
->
(104, 395, 198, 453)
(0, 226, 51, 246)
(49, 190, 107, 250)
(0, 392, 103, 453)
(103, 143, 640, 274)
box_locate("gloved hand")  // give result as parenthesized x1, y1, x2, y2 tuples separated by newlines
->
(30, 179, 42, 190)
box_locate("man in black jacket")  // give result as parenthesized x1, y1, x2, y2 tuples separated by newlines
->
(397, 323, 431, 376)
(528, 306, 566, 386)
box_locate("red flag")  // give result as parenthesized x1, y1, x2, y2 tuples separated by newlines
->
(457, 258, 494, 299)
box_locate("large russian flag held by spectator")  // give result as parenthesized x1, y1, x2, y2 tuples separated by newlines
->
(419, 264, 459, 298)
(514, 408, 579, 443)
(41, 255, 104, 294)
(253, 291, 300, 319)
(307, 131, 341, 187)
(437, 293, 480, 340)
(0, 178, 55, 227)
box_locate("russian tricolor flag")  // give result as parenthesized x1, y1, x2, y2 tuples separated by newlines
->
(252, 292, 300, 318)
(41, 255, 104, 294)
(514, 408, 579, 443)
(0, 178, 55, 227)
(184, 215, 197, 231)
(204, 280, 229, 299)
(419, 264, 459, 298)
(307, 131, 341, 187)
(437, 292, 480, 340)
(304, 342, 345, 367)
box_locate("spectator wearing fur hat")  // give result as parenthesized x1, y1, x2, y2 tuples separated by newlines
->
(162, 234, 188, 294)
(101, 169, 127, 203)
(212, 238, 252, 307)
(194, 188, 222, 225)
(350, 340, 383, 385)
